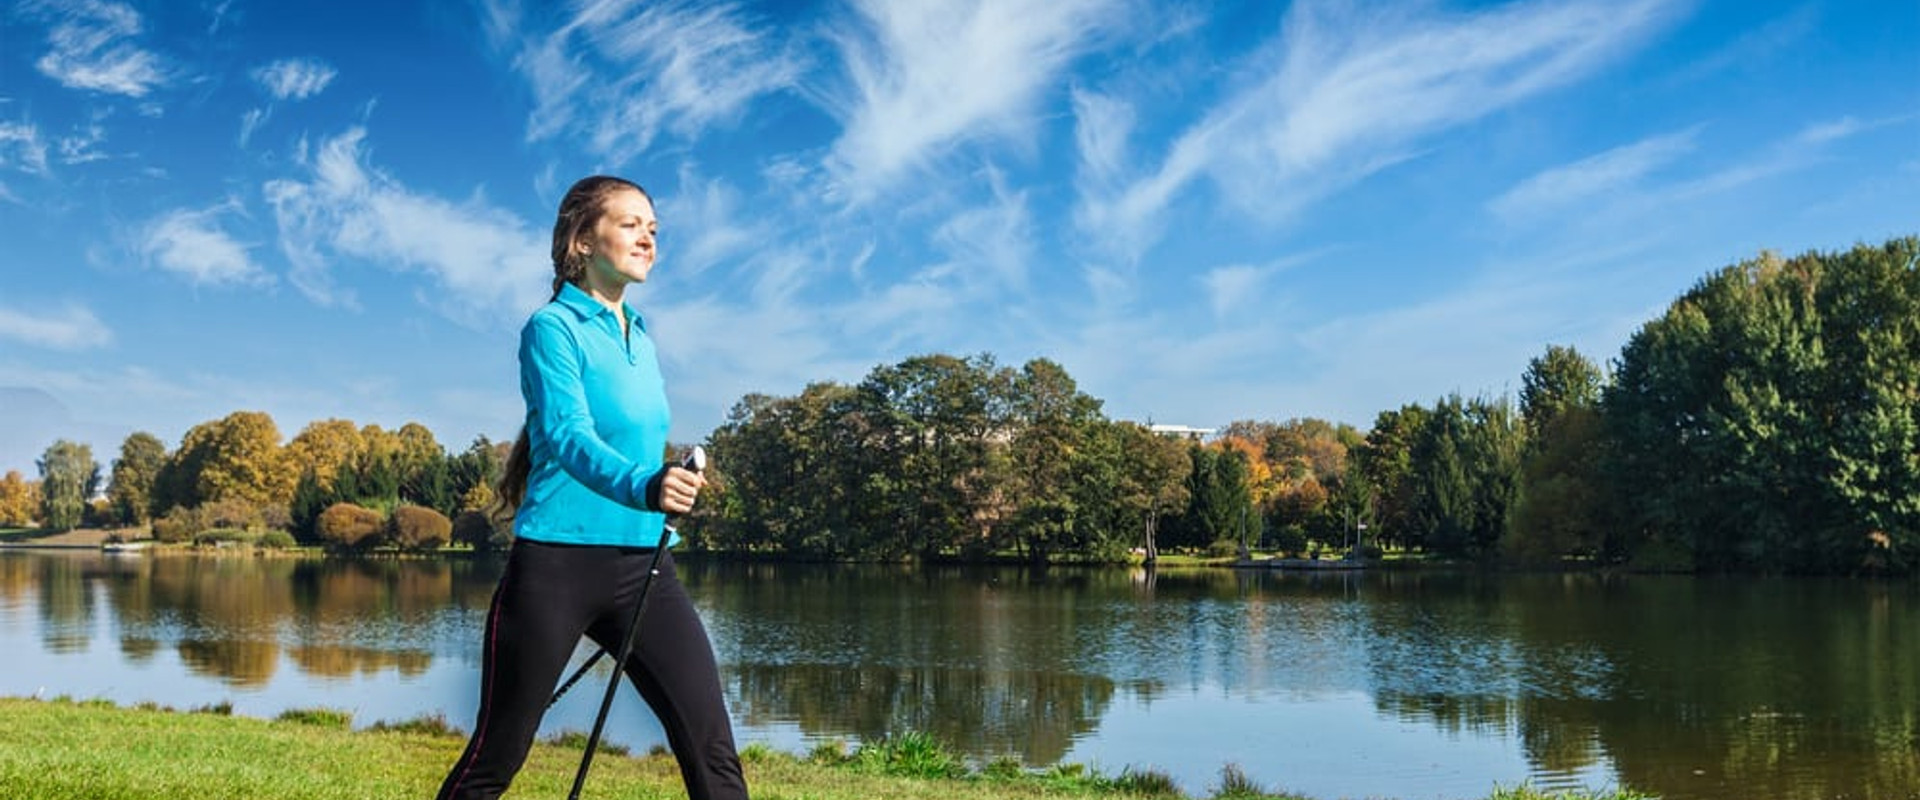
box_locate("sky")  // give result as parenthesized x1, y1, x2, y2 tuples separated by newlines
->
(1, 0, 1916, 476)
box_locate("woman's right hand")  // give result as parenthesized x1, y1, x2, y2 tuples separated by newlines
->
(656, 466, 707, 515)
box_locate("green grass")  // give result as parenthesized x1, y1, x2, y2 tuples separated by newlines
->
(0, 526, 42, 542)
(0, 696, 1656, 800)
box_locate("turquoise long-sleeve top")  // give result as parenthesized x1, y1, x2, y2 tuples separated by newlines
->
(513, 282, 678, 548)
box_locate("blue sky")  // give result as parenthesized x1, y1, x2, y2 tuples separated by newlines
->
(1, 0, 1915, 476)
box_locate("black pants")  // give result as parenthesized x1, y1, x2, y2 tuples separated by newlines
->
(438, 540, 748, 799)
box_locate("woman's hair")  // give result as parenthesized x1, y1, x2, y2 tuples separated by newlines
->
(495, 176, 652, 517)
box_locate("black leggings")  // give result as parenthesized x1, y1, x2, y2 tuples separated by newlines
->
(438, 540, 748, 800)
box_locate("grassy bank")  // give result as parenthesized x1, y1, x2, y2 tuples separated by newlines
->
(0, 697, 1652, 800)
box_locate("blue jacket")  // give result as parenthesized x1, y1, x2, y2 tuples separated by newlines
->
(514, 282, 677, 548)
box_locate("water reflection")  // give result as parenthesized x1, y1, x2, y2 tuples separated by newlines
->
(1, 550, 1915, 800)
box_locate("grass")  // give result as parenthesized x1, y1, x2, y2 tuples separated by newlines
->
(0, 696, 1659, 800)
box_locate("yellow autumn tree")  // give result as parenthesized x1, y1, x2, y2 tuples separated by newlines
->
(283, 419, 366, 493)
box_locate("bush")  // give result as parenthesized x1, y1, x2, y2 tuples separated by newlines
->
(389, 505, 452, 551)
(275, 707, 353, 729)
(256, 529, 297, 550)
(193, 527, 251, 546)
(316, 503, 385, 550)
(452, 510, 511, 552)
(151, 507, 194, 543)
(850, 731, 967, 780)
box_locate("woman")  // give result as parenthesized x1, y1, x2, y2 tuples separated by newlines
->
(438, 175, 748, 800)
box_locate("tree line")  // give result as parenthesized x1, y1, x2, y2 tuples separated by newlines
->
(7, 236, 1914, 573)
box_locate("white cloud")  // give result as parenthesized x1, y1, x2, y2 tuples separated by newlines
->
(505, 0, 800, 166)
(1797, 117, 1861, 145)
(1078, 0, 1685, 260)
(137, 201, 270, 286)
(238, 108, 268, 148)
(56, 122, 107, 164)
(1202, 264, 1269, 318)
(0, 304, 112, 350)
(252, 57, 337, 100)
(1489, 127, 1699, 224)
(662, 166, 762, 279)
(30, 0, 169, 97)
(263, 126, 548, 322)
(0, 121, 51, 174)
(826, 0, 1121, 203)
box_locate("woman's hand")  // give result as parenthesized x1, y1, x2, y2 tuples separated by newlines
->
(656, 466, 707, 514)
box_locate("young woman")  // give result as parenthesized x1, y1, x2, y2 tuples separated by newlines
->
(438, 175, 748, 800)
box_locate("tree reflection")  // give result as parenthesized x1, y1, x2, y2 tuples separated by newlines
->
(1356, 572, 1920, 800)
(728, 662, 1114, 764)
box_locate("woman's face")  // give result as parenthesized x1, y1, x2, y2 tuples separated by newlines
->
(580, 188, 658, 291)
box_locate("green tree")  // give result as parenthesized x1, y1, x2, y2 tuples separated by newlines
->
(1506, 346, 1610, 564)
(1004, 358, 1104, 563)
(1112, 423, 1192, 562)
(855, 354, 1009, 559)
(1354, 404, 1429, 552)
(37, 439, 100, 532)
(1605, 238, 1920, 572)
(105, 432, 166, 526)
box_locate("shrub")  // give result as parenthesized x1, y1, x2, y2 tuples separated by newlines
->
(452, 509, 512, 552)
(1211, 762, 1264, 799)
(256, 529, 297, 550)
(151, 506, 194, 543)
(193, 527, 251, 546)
(276, 707, 353, 729)
(316, 502, 385, 550)
(389, 505, 452, 551)
(851, 731, 967, 780)
(367, 713, 460, 738)
(1112, 766, 1182, 796)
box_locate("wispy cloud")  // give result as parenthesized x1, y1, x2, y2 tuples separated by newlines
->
(0, 121, 51, 175)
(662, 166, 763, 279)
(238, 108, 268, 148)
(1078, 0, 1685, 260)
(0, 303, 112, 350)
(263, 126, 547, 322)
(501, 0, 800, 166)
(137, 200, 270, 286)
(842, 166, 1038, 347)
(27, 0, 169, 97)
(826, 0, 1121, 203)
(252, 57, 337, 100)
(1489, 127, 1700, 224)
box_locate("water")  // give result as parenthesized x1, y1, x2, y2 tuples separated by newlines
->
(2, 550, 1914, 799)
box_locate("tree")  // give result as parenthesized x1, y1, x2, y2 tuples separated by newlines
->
(0, 470, 40, 527)
(1004, 358, 1104, 562)
(160, 411, 291, 509)
(855, 354, 1009, 559)
(37, 439, 99, 532)
(1113, 423, 1192, 563)
(1507, 346, 1609, 564)
(283, 419, 366, 495)
(1519, 345, 1604, 443)
(1605, 238, 1920, 573)
(106, 432, 166, 527)
(1355, 404, 1430, 552)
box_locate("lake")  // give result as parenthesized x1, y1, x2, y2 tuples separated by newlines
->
(1, 549, 1913, 799)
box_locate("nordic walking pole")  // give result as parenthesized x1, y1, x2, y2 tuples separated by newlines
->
(546, 650, 604, 709)
(567, 445, 705, 800)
